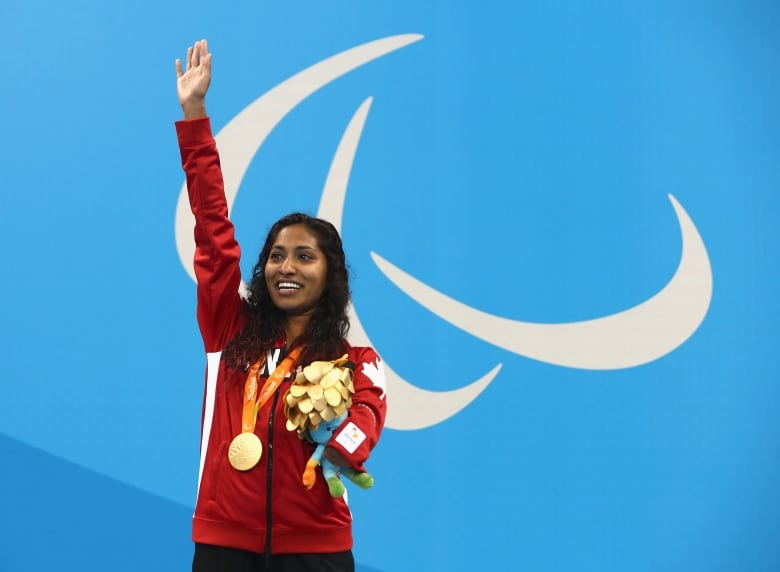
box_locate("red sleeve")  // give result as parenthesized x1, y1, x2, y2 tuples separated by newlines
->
(176, 117, 245, 352)
(329, 346, 387, 472)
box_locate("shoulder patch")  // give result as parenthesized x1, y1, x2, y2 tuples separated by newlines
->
(360, 357, 386, 398)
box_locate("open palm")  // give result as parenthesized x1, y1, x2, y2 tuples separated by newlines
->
(176, 39, 211, 111)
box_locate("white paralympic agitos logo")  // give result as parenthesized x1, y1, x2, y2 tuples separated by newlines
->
(175, 34, 713, 431)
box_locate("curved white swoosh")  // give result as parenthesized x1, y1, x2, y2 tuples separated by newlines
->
(175, 34, 424, 280)
(372, 194, 713, 370)
(175, 33, 498, 429)
(317, 97, 502, 430)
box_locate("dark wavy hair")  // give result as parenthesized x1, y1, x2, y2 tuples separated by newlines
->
(222, 213, 351, 370)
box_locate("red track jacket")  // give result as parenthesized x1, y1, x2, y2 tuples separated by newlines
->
(177, 117, 387, 555)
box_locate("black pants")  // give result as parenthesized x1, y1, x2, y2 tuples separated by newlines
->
(193, 543, 355, 572)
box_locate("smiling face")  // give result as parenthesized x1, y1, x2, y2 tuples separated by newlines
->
(264, 224, 328, 320)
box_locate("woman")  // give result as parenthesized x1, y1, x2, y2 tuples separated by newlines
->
(175, 39, 387, 572)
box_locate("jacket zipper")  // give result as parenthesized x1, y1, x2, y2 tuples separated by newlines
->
(264, 387, 282, 571)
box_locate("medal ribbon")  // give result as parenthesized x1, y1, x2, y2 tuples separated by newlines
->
(240, 345, 303, 433)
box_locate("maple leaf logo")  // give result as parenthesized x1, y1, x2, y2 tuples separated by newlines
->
(360, 358, 386, 398)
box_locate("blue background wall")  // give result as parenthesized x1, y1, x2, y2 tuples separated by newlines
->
(2, 1, 779, 570)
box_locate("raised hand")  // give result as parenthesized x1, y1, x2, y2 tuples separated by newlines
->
(175, 39, 212, 119)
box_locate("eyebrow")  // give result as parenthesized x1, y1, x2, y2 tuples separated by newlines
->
(270, 244, 319, 252)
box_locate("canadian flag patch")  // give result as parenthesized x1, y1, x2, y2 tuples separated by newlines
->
(335, 421, 366, 454)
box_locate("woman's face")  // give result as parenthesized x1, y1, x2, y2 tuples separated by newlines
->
(264, 224, 328, 318)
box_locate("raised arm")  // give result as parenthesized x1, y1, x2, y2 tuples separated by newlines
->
(175, 40, 245, 352)
(176, 39, 211, 119)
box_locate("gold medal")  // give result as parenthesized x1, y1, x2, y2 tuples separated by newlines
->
(228, 432, 263, 471)
(230, 346, 302, 471)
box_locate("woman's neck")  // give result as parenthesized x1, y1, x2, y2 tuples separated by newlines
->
(283, 315, 310, 347)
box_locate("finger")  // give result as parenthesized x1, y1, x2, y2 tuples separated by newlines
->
(175, 58, 183, 77)
(186, 45, 195, 70)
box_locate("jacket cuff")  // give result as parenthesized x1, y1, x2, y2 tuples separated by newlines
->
(175, 116, 213, 146)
